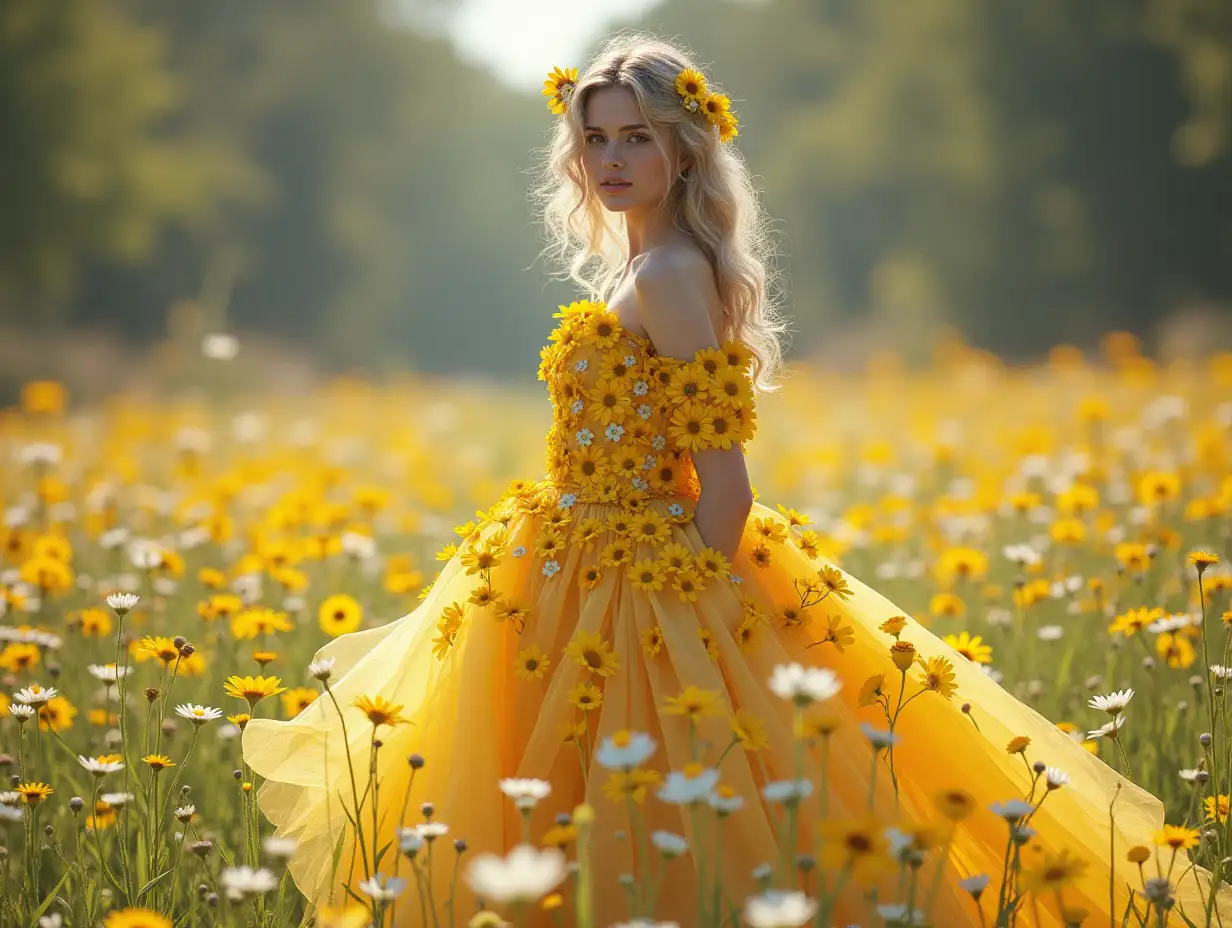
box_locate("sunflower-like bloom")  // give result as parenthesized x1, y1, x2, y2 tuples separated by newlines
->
(17, 781, 55, 804)
(353, 694, 408, 728)
(675, 68, 709, 103)
(223, 675, 287, 708)
(542, 66, 578, 115)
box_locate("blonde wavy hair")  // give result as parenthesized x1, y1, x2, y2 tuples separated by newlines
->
(530, 31, 788, 391)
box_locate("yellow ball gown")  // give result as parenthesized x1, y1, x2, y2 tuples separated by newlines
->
(243, 300, 1228, 926)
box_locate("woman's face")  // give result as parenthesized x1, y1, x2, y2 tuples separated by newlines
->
(581, 86, 681, 214)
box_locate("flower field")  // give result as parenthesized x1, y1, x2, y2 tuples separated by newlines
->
(2, 330, 1232, 927)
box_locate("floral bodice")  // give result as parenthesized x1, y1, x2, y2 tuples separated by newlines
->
(536, 299, 758, 511)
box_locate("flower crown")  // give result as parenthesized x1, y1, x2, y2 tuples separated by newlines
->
(542, 65, 739, 144)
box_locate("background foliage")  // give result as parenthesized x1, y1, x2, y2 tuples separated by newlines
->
(1, 0, 1229, 387)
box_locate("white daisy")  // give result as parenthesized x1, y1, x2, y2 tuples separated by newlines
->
(308, 657, 335, 681)
(1087, 715, 1127, 740)
(105, 592, 140, 614)
(175, 704, 223, 725)
(220, 865, 279, 900)
(1089, 688, 1133, 716)
(498, 778, 551, 810)
(575, 428, 594, 447)
(262, 836, 298, 860)
(768, 663, 842, 706)
(78, 755, 124, 776)
(464, 843, 567, 904)
(743, 890, 818, 928)
(359, 874, 407, 901)
(633, 380, 649, 395)
(542, 560, 561, 578)
(605, 423, 625, 442)
(511, 546, 527, 558)
(87, 664, 131, 683)
(1043, 767, 1069, 789)
(13, 685, 56, 706)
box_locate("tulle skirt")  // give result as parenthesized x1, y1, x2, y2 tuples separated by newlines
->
(242, 496, 1230, 926)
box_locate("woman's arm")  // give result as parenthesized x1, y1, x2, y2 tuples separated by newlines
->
(633, 252, 754, 561)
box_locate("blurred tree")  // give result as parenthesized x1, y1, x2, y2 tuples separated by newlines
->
(2, 0, 1229, 375)
(0, 0, 253, 318)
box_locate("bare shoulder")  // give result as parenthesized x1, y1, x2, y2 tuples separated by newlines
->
(632, 244, 723, 361)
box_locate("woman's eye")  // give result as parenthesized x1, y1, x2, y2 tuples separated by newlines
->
(585, 135, 604, 144)
(629, 134, 649, 143)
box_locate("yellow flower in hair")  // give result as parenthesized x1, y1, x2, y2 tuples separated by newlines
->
(717, 112, 739, 144)
(675, 68, 709, 105)
(543, 66, 579, 114)
(702, 93, 732, 124)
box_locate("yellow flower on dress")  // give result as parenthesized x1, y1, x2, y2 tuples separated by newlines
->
(468, 583, 503, 609)
(857, 673, 887, 708)
(629, 510, 671, 546)
(672, 567, 706, 602)
(630, 559, 667, 593)
(570, 445, 608, 485)
(579, 564, 603, 590)
(566, 630, 621, 677)
(534, 526, 567, 560)
(693, 547, 731, 579)
(515, 645, 551, 681)
(318, 594, 362, 637)
(663, 684, 721, 719)
(817, 565, 852, 601)
(600, 540, 633, 568)
(569, 681, 603, 712)
(917, 655, 958, 700)
(641, 625, 664, 658)
(814, 614, 855, 652)
(586, 378, 633, 427)
(889, 641, 917, 671)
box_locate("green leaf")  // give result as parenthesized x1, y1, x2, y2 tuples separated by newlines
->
(137, 868, 176, 899)
(374, 839, 393, 868)
(27, 870, 71, 928)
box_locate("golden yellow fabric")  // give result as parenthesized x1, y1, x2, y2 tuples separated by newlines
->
(243, 302, 1230, 925)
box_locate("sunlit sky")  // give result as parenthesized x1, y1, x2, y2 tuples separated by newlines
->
(397, 0, 669, 90)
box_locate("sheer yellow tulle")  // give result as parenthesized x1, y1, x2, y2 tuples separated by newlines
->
(243, 496, 1232, 926)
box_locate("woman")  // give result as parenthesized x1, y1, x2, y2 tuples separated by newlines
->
(243, 32, 1227, 926)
